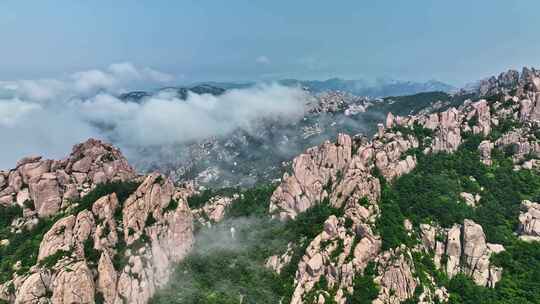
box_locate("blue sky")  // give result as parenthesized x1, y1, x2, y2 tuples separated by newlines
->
(1, 1, 539, 85)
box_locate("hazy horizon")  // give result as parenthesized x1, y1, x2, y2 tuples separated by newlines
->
(2, 1, 540, 86)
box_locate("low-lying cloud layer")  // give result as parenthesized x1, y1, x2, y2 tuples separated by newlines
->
(0, 63, 308, 169)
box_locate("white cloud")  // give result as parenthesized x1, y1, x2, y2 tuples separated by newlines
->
(0, 79, 67, 102)
(0, 65, 308, 170)
(256, 55, 271, 65)
(72, 69, 117, 93)
(71, 62, 174, 94)
(0, 62, 174, 103)
(82, 83, 307, 146)
(0, 98, 98, 169)
(0, 99, 42, 126)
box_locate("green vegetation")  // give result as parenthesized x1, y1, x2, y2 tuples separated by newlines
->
(225, 184, 276, 218)
(375, 177, 413, 250)
(187, 187, 239, 209)
(151, 248, 283, 304)
(346, 262, 379, 303)
(151, 184, 345, 304)
(164, 199, 179, 213)
(71, 181, 140, 215)
(380, 91, 452, 115)
(0, 181, 139, 283)
(0, 205, 23, 229)
(95, 291, 106, 304)
(488, 118, 523, 141)
(83, 237, 100, 265)
(375, 131, 540, 303)
(304, 276, 337, 304)
(145, 212, 157, 226)
(39, 249, 70, 268)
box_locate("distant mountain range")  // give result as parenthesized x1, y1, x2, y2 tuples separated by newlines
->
(276, 78, 455, 97)
(118, 78, 455, 102)
(118, 84, 227, 102)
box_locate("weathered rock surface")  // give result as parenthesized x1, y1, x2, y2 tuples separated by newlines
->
(7, 66, 540, 304)
(269, 128, 419, 222)
(518, 200, 540, 242)
(0, 143, 194, 304)
(478, 140, 494, 165)
(268, 98, 492, 302)
(269, 134, 355, 221)
(14, 271, 52, 304)
(0, 139, 136, 218)
(115, 174, 194, 303)
(478, 67, 540, 97)
(429, 108, 462, 153)
(289, 214, 381, 304)
(270, 117, 427, 302)
(460, 192, 481, 207)
(265, 243, 294, 274)
(51, 261, 95, 304)
(470, 100, 492, 137)
(373, 247, 417, 304)
(494, 129, 540, 162)
(192, 194, 238, 226)
(420, 220, 504, 288)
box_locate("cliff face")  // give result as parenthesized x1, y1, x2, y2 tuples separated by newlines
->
(2, 67, 540, 304)
(267, 101, 467, 303)
(420, 220, 504, 288)
(0, 141, 194, 304)
(519, 200, 540, 242)
(0, 139, 136, 218)
(264, 68, 540, 303)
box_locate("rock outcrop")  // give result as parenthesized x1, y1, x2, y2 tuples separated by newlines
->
(268, 96, 503, 302)
(0, 143, 194, 304)
(518, 200, 540, 242)
(192, 194, 238, 226)
(269, 134, 355, 221)
(460, 192, 481, 208)
(266, 67, 540, 303)
(478, 67, 540, 97)
(6, 66, 540, 304)
(469, 100, 492, 137)
(420, 220, 504, 288)
(0, 139, 136, 218)
(265, 243, 294, 274)
(478, 140, 494, 165)
(289, 214, 381, 304)
(269, 129, 419, 222)
(115, 174, 194, 303)
(270, 114, 427, 302)
(373, 247, 418, 304)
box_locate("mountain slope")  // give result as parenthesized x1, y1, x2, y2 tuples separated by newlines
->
(1, 67, 540, 304)
(0, 140, 195, 303)
(150, 67, 540, 304)
(131, 90, 464, 189)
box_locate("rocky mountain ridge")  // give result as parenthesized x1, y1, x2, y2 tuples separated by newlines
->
(1, 67, 540, 304)
(0, 139, 136, 218)
(0, 140, 195, 303)
(261, 67, 540, 303)
(132, 89, 465, 189)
